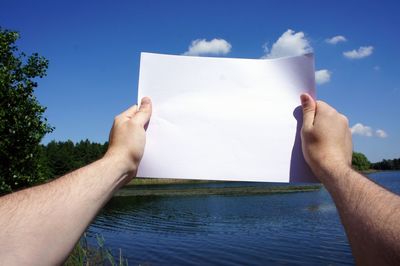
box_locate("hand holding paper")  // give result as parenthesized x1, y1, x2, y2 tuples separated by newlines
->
(137, 52, 317, 182)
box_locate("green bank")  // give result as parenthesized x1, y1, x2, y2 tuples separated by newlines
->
(117, 179, 322, 197)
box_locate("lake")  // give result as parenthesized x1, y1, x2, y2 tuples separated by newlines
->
(88, 171, 400, 265)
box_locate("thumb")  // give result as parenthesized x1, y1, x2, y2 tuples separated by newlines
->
(300, 93, 316, 129)
(134, 97, 152, 126)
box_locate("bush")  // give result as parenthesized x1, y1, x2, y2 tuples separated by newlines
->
(352, 152, 371, 171)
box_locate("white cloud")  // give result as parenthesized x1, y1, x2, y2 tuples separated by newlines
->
(351, 123, 373, 137)
(262, 42, 269, 54)
(343, 46, 373, 59)
(375, 129, 388, 138)
(183, 38, 232, 56)
(315, 69, 331, 85)
(351, 123, 388, 138)
(325, 35, 347, 44)
(263, 29, 312, 59)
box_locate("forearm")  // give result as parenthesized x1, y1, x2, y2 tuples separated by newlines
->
(321, 167, 400, 265)
(0, 155, 130, 265)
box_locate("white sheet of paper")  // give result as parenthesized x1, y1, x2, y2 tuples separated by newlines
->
(137, 52, 317, 183)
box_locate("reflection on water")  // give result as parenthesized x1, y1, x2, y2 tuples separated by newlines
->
(88, 171, 400, 265)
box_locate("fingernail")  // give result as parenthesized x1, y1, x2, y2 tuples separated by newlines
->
(300, 94, 309, 107)
(141, 97, 151, 105)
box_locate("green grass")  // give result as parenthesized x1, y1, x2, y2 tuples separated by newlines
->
(128, 177, 213, 186)
(116, 184, 322, 197)
(65, 234, 128, 266)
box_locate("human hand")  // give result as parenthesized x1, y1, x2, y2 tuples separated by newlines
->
(104, 97, 152, 178)
(300, 93, 352, 180)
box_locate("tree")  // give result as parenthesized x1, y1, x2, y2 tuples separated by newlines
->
(0, 28, 53, 194)
(352, 151, 371, 171)
(40, 140, 109, 178)
(43, 140, 77, 178)
(372, 158, 400, 170)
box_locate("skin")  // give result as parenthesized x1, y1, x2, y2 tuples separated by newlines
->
(300, 93, 400, 265)
(0, 94, 399, 265)
(0, 97, 152, 265)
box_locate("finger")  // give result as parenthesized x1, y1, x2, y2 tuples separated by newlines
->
(300, 93, 316, 130)
(121, 104, 138, 118)
(134, 97, 152, 126)
(346, 129, 353, 165)
(314, 101, 340, 127)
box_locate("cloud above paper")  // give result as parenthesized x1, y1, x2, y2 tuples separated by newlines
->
(325, 35, 347, 44)
(315, 69, 331, 85)
(183, 38, 232, 56)
(351, 123, 387, 138)
(343, 46, 374, 59)
(263, 29, 313, 59)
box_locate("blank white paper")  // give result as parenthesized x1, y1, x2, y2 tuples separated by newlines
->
(137, 52, 317, 183)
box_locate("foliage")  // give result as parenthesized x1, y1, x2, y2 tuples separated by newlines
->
(41, 140, 108, 178)
(372, 158, 400, 170)
(0, 28, 53, 193)
(352, 151, 371, 171)
(65, 233, 128, 266)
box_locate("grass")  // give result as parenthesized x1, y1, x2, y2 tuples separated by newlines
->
(116, 184, 322, 197)
(128, 177, 213, 186)
(361, 169, 380, 174)
(65, 233, 128, 266)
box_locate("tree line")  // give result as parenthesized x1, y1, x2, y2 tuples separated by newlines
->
(352, 152, 400, 171)
(371, 158, 400, 171)
(40, 140, 108, 179)
(38, 141, 398, 178)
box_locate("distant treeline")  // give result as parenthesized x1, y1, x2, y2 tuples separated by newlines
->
(40, 140, 108, 179)
(352, 152, 400, 171)
(40, 140, 400, 179)
(371, 158, 400, 171)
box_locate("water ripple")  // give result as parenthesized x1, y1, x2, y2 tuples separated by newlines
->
(87, 174, 400, 265)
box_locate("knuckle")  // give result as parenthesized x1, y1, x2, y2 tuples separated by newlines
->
(316, 101, 329, 113)
(318, 101, 338, 114)
(303, 106, 313, 113)
(340, 114, 349, 125)
(330, 107, 338, 115)
(325, 109, 335, 118)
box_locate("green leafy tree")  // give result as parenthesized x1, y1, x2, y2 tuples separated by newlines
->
(0, 28, 53, 194)
(352, 151, 371, 171)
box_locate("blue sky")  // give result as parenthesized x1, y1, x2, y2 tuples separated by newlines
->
(1, 0, 399, 162)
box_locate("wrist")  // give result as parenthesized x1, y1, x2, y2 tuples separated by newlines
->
(318, 162, 353, 188)
(101, 153, 137, 186)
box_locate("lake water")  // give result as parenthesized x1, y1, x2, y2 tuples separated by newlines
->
(88, 171, 400, 265)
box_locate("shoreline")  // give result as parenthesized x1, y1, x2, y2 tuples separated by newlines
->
(128, 178, 215, 186)
(115, 184, 322, 197)
(117, 169, 397, 197)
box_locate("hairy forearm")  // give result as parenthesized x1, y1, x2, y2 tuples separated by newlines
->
(0, 155, 130, 265)
(321, 167, 400, 265)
